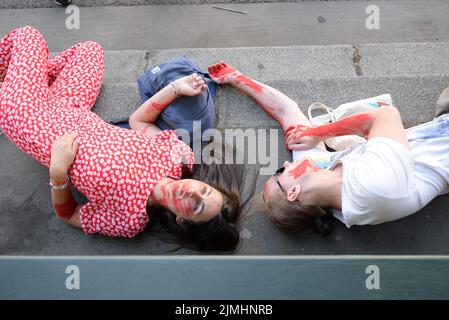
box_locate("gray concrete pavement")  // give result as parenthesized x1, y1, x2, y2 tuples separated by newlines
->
(0, 0, 421, 9)
(2, 126, 449, 255)
(2, 42, 449, 255)
(1, 0, 315, 10)
(1, 1, 449, 51)
(93, 45, 449, 128)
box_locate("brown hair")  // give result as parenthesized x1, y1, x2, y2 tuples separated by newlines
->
(263, 187, 334, 236)
(147, 139, 254, 252)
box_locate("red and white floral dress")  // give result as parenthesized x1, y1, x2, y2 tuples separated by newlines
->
(0, 26, 194, 237)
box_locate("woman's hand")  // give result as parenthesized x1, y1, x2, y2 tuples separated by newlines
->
(284, 124, 322, 151)
(50, 132, 79, 180)
(173, 73, 207, 97)
(208, 61, 241, 84)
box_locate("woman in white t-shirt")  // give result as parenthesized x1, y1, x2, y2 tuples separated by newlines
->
(268, 97, 449, 234)
(207, 61, 449, 235)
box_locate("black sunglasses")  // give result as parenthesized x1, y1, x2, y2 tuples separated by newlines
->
(272, 166, 286, 193)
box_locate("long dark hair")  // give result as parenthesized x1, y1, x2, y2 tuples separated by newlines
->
(146, 144, 251, 252)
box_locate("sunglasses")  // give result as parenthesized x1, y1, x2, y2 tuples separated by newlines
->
(272, 166, 286, 193)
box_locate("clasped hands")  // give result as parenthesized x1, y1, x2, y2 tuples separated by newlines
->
(284, 124, 322, 151)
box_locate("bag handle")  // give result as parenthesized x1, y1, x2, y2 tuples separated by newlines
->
(307, 102, 336, 127)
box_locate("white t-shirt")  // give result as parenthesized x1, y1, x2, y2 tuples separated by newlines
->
(295, 115, 449, 227)
(292, 147, 331, 169)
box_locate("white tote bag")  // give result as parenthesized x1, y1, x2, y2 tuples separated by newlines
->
(307, 94, 393, 151)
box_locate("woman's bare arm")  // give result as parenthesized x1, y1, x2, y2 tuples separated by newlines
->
(285, 106, 409, 150)
(129, 83, 177, 137)
(129, 73, 207, 138)
(49, 132, 82, 228)
(208, 62, 313, 131)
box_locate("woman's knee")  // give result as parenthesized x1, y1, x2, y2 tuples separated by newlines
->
(79, 41, 104, 57)
(11, 26, 47, 49)
(14, 26, 44, 39)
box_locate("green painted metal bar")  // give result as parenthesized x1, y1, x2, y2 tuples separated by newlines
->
(0, 256, 448, 299)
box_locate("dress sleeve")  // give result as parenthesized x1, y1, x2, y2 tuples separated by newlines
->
(173, 134, 195, 171)
(153, 129, 195, 171)
(79, 202, 149, 238)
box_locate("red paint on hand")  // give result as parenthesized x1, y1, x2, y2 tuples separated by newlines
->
(284, 124, 307, 142)
(208, 61, 238, 83)
(208, 60, 263, 92)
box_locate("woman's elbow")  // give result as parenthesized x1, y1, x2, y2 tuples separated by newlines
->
(373, 105, 402, 123)
(378, 105, 399, 116)
(128, 113, 139, 130)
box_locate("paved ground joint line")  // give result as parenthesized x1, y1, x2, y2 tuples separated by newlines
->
(352, 45, 363, 76)
(143, 50, 151, 71)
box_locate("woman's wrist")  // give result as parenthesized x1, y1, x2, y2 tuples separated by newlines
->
(170, 81, 181, 98)
(49, 166, 69, 184)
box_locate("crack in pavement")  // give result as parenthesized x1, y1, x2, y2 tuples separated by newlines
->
(352, 45, 363, 76)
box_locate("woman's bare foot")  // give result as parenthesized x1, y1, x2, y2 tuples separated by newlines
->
(208, 61, 241, 84)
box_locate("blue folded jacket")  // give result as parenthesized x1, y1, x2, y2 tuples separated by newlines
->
(137, 56, 217, 148)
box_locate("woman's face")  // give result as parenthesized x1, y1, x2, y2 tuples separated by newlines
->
(158, 179, 223, 222)
(263, 158, 320, 201)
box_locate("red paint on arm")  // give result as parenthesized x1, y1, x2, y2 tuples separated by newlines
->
(209, 61, 263, 94)
(285, 113, 374, 142)
(146, 101, 168, 113)
(139, 124, 150, 134)
(234, 75, 263, 93)
(54, 195, 76, 219)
